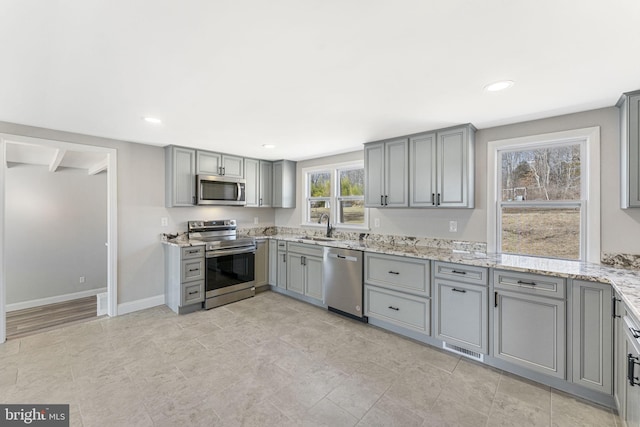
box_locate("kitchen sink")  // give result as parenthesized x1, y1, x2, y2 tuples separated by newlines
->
(295, 235, 335, 242)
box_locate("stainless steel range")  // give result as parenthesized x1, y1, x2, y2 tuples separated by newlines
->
(188, 219, 256, 309)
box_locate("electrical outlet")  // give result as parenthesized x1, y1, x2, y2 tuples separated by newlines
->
(254, 217, 259, 225)
(79, 276, 86, 284)
(161, 217, 168, 227)
(374, 218, 380, 228)
(449, 221, 458, 233)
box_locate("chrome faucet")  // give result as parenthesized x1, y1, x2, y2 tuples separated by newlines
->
(318, 213, 333, 238)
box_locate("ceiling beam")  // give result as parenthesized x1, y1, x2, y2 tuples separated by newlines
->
(88, 158, 108, 175)
(49, 149, 66, 172)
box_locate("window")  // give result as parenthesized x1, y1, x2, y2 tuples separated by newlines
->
(498, 143, 583, 259)
(487, 127, 600, 263)
(303, 162, 367, 229)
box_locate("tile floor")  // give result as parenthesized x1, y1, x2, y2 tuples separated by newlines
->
(0, 291, 623, 426)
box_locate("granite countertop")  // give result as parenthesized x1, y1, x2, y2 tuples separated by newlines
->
(162, 233, 640, 321)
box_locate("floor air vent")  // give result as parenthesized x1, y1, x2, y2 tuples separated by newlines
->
(97, 292, 108, 316)
(442, 342, 484, 362)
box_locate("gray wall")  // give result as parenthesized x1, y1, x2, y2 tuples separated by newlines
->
(5, 164, 107, 304)
(277, 107, 640, 255)
(0, 121, 275, 306)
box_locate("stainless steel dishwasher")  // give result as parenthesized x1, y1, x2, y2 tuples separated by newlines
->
(323, 247, 366, 321)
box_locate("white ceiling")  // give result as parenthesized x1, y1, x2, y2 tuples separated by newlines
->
(1, 1, 639, 161)
(5, 142, 107, 174)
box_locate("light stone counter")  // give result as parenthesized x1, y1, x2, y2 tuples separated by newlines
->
(162, 231, 640, 321)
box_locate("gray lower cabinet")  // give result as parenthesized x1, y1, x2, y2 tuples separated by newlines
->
(365, 285, 429, 334)
(623, 312, 640, 427)
(618, 90, 640, 208)
(268, 240, 278, 286)
(164, 245, 205, 314)
(286, 243, 323, 302)
(254, 240, 268, 288)
(434, 262, 488, 354)
(493, 270, 566, 379)
(364, 253, 430, 337)
(272, 160, 296, 208)
(614, 292, 627, 415)
(571, 280, 612, 394)
(245, 159, 273, 207)
(276, 241, 287, 289)
(165, 146, 196, 207)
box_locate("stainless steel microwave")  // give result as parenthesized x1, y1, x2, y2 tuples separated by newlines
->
(197, 175, 246, 206)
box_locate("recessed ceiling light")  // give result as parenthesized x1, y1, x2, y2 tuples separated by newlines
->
(484, 80, 514, 92)
(143, 116, 163, 124)
(262, 144, 275, 149)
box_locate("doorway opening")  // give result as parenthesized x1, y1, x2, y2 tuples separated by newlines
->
(0, 134, 118, 343)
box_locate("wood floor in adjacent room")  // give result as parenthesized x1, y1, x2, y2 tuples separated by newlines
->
(5, 296, 97, 339)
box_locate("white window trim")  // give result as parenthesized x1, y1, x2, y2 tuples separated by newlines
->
(301, 161, 369, 231)
(487, 127, 600, 263)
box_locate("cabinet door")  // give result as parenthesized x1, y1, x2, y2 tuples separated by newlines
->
(254, 240, 268, 287)
(364, 142, 385, 207)
(493, 289, 566, 378)
(304, 255, 323, 302)
(287, 253, 304, 294)
(384, 138, 409, 207)
(409, 133, 437, 207)
(623, 92, 640, 208)
(197, 151, 222, 175)
(571, 280, 612, 393)
(259, 161, 273, 207)
(435, 279, 487, 354)
(167, 146, 196, 206)
(221, 155, 244, 178)
(268, 240, 278, 286)
(626, 333, 640, 427)
(244, 158, 260, 207)
(437, 126, 471, 207)
(276, 249, 287, 289)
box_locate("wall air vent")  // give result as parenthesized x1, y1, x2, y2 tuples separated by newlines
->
(442, 342, 484, 362)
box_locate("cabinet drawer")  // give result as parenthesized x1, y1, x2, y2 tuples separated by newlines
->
(365, 253, 430, 296)
(493, 269, 566, 299)
(365, 285, 430, 334)
(181, 258, 204, 283)
(181, 246, 205, 259)
(434, 261, 487, 286)
(182, 280, 204, 306)
(287, 242, 324, 258)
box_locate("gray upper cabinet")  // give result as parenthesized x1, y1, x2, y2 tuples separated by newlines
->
(273, 160, 296, 208)
(618, 90, 640, 208)
(196, 150, 244, 178)
(364, 138, 409, 207)
(245, 159, 273, 208)
(410, 124, 475, 208)
(165, 145, 196, 207)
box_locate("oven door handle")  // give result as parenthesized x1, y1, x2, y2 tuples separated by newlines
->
(206, 247, 256, 258)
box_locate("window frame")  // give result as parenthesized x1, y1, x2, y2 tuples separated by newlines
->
(487, 127, 600, 263)
(302, 161, 368, 231)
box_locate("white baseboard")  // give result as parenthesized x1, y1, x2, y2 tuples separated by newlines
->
(6, 287, 108, 312)
(117, 294, 165, 315)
